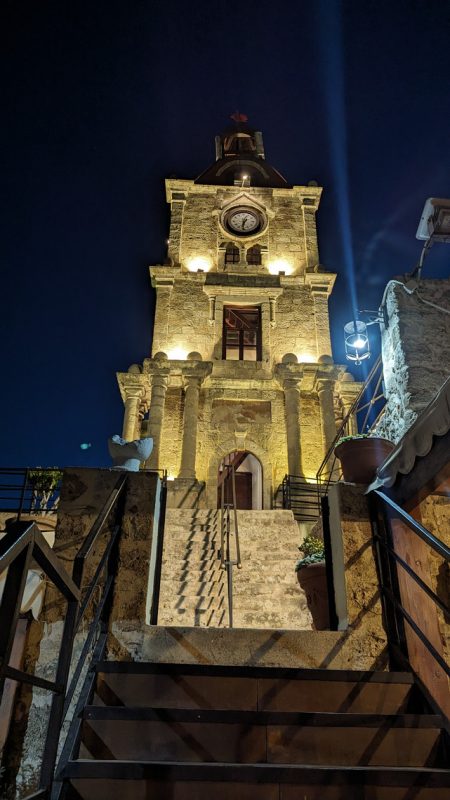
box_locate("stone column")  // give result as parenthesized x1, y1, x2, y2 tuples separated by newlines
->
(317, 378, 337, 459)
(178, 375, 201, 479)
(269, 296, 277, 327)
(146, 371, 169, 470)
(122, 389, 143, 441)
(284, 379, 302, 476)
(340, 393, 358, 436)
(311, 288, 332, 359)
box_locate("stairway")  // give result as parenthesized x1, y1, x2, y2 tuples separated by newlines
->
(59, 660, 450, 799)
(158, 509, 227, 627)
(158, 509, 311, 629)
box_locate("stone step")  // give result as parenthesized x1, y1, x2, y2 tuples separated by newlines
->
(159, 596, 226, 611)
(160, 508, 308, 630)
(160, 581, 225, 594)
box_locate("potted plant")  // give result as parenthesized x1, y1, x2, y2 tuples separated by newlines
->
(6, 468, 63, 541)
(295, 535, 329, 631)
(334, 434, 394, 484)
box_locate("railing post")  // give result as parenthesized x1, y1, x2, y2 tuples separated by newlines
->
(0, 537, 34, 697)
(320, 496, 338, 631)
(149, 474, 168, 625)
(368, 493, 409, 668)
(17, 468, 29, 521)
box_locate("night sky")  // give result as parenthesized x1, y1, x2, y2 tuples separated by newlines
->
(2, 0, 450, 468)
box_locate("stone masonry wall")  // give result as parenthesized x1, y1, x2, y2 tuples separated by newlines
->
(151, 273, 323, 365)
(166, 180, 320, 274)
(157, 379, 325, 494)
(419, 494, 450, 681)
(377, 278, 450, 443)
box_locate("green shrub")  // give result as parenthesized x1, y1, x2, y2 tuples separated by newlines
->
(295, 534, 325, 571)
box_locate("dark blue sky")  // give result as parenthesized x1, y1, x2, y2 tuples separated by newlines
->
(2, 0, 450, 467)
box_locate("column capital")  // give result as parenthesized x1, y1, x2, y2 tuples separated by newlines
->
(283, 377, 301, 392)
(316, 377, 334, 395)
(116, 371, 148, 405)
(274, 363, 303, 388)
(181, 362, 212, 385)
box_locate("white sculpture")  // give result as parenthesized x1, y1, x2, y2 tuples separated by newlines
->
(108, 435, 153, 471)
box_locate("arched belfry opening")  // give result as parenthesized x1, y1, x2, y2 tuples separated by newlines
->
(217, 450, 263, 510)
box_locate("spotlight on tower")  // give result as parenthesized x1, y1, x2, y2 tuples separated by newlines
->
(344, 320, 370, 365)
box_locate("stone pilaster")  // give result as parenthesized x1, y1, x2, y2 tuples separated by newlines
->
(317, 378, 337, 459)
(178, 376, 201, 479)
(305, 274, 336, 359)
(284, 378, 302, 477)
(150, 276, 174, 356)
(178, 362, 212, 479)
(167, 196, 186, 265)
(146, 370, 169, 470)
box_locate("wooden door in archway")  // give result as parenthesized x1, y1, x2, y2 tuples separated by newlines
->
(217, 451, 253, 510)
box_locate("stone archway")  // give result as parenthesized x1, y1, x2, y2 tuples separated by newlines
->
(206, 437, 272, 509)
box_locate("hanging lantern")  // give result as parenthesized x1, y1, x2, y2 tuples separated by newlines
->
(344, 320, 370, 365)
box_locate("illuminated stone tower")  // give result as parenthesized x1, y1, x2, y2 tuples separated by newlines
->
(117, 120, 359, 510)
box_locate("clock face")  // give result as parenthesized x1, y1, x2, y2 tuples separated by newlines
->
(226, 207, 260, 235)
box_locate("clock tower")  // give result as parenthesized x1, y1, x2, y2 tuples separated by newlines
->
(117, 119, 357, 509)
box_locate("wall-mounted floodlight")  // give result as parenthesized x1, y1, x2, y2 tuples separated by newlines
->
(344, 320, 370, 365)
(416, 197, 450, 242)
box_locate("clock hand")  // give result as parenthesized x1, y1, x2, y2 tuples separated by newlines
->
(242, 216, 248, 229)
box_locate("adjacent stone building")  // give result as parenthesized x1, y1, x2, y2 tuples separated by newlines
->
(376, 277, 450, 444)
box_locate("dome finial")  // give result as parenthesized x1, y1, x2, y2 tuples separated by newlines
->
(230, 111, 248, 123)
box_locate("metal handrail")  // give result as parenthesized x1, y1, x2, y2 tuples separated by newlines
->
(370, 490, 450, 682)
(373, 490, 450, 560)
(280, 474, 327, 522)
(0, 472, 128, 799)
(0, 466, 62, 518)
(219, 463, 242, 628)
(315, 356, 386, 499)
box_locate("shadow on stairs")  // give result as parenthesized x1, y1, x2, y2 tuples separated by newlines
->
(58, 660, 450, 799)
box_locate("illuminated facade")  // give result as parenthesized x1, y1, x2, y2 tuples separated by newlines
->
(117, 122, 359, 509)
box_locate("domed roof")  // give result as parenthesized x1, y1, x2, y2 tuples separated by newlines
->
(195, 117, 290, 189)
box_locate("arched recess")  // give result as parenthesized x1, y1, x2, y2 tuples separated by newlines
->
(218, 451, 263, 510)
(206, 437, 272, 509)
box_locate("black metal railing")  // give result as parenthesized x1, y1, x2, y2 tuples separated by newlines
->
(316, 356, 386, 498)
(279, 475, 327, 522)
(149, 473, 168, 625)
(0, 467, 62, 518)
(370, 489, 450, 681)
(219, 464, 242, 628)
(0, 472, 128, 799)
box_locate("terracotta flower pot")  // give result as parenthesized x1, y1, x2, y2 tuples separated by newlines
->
(334, 437, 394, 484)
(297, 562, 329, 630)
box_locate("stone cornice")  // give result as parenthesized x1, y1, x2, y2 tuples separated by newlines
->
(203, 284, 283, 299)
(304, 271, 337, 296)
(165, 178, 323, 207)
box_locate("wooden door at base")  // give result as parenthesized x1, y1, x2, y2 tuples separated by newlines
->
(218, 472, 252, 509)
